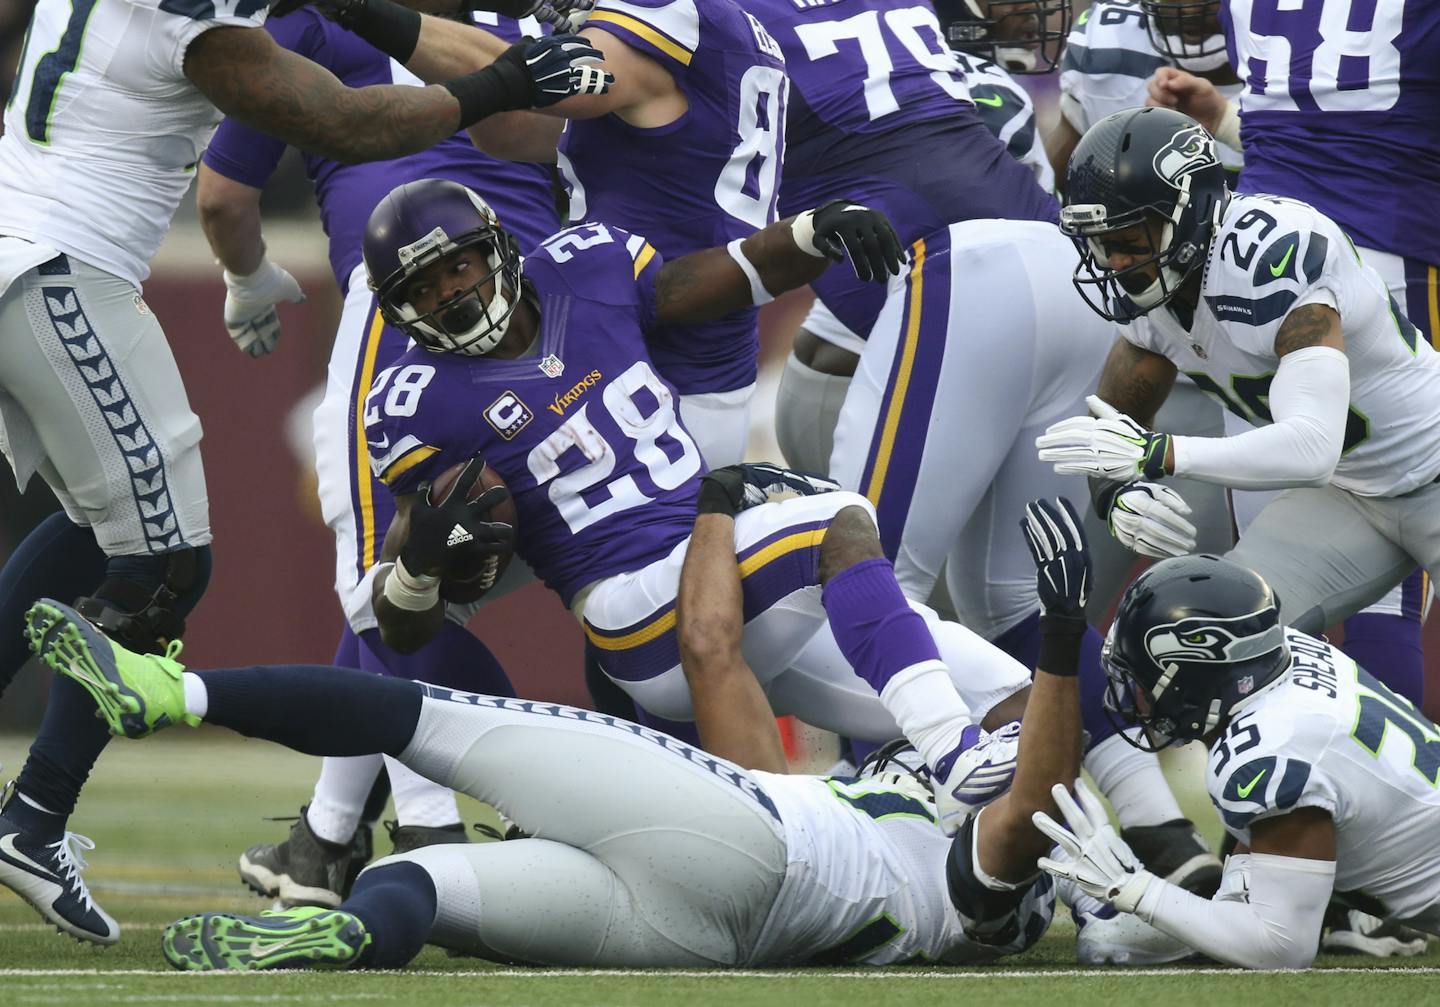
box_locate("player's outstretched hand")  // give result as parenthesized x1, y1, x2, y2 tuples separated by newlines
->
(807, 201, 905, 283)
(1036, 394, 1171, 482)
(501, 34, 612, 108)
(1033, 778, 1154, 913)
(404, 459, 515, 580)
(697, 463, 840, 517)
(1108, 482, 1196, 558)
(222, 260, 305, 358)
(1019, 497, 1090, 619)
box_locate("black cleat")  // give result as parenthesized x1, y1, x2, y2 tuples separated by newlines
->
(1323, 906, 1429, 958)
(384, 820, 470, 856)
(1121, 819, 1223, 897)
(238, 806, 353, 909)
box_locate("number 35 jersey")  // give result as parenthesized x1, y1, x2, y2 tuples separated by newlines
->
(1120, 192, 1440, 497)
(364, 225, 701, 606)
(0, 0, 269, 288)
(1208, 629, 1440, 928)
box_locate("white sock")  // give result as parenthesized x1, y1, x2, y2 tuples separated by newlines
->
(386, 756, 462, 829)
(306, 754, 384, 845)
(878, 660, 975, 771)
(1084, 730, 1185, 829)
(181, 672, 208, 720)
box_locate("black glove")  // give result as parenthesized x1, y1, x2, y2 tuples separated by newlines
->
(810, 200, 905, 283)
(1020, 497, 1091, 620)
(697, 462, 840, 516)
(402, 459, 515, 580)
(465, 0, 596, 32)
(509, 33, 612, 109)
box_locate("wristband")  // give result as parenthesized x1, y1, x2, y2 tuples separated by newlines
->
(1214, 99, 1242, 150)
(725, 238, 775, 306)
(790, 210, 826, 258)
(1037, 613, 1086, 677)
(697, 476, 741, 516)
(382, 559, 441, 612)
(332, 0, 422, 63)
(442, 55, 532, 128)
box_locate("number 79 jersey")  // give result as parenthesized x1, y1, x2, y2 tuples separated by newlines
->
(1120, 192, 1440, 497)
(1207, 629, 1440, 928)
(364, 224, 702, 606)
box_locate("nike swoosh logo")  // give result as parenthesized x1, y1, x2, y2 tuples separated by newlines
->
(1269, 244, 1296, 277)
(250, 933, 305, 958)
(369, 434, 390, 450)
(1236, 768, 1267, 799)
(0, 833, 58, 882)
(973, 93, 1004, 108)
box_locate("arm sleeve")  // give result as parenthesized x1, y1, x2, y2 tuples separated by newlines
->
(1171, 345, 1350, 489)
(1132, 852, 1334, 970)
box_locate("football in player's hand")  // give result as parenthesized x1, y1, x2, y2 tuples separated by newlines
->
(428, 460, 518, 604)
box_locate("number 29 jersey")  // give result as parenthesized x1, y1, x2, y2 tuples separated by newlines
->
(1120, 192, 1440, 497)
(364, 225, 702, 606)
(0, 0, 269, 288)
(1208, 629, 1440, 929)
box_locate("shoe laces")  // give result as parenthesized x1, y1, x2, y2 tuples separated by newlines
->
(164, 639, 184, 661)
(46, 832, 99, 913)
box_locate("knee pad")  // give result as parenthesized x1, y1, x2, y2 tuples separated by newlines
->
(75, 545, 212, 653)
(946, 814, 1055, 953)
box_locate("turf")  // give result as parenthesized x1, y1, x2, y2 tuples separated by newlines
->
(1, 732, 1436, 1007)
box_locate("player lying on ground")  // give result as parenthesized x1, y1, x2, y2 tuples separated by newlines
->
(22, 496, 1089, 970)
(1034, 554, 1440, 969)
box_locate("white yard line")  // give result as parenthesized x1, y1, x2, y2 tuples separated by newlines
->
(0, 967, 1438, 979)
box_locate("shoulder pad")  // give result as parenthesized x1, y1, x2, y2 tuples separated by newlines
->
(1063, 1, 1165, 79)
(1212, 754, 1316, 832)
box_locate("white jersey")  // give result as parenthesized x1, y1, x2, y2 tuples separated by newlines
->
(952, 50, 1053, 193)
(1121, 192, 1440, 497)
(1208, 628, 1440, 929)
(0, 0, 267, 288)
(1059, 0, 1242, 170)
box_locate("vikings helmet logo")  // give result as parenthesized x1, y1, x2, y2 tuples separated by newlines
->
(1144, 610, 1284, 666)
(1152, 125, 1219, 187)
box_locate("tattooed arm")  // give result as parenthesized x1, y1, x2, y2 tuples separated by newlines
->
(1093, 337, 1179, 428)
(1273, 302, 1345, 358)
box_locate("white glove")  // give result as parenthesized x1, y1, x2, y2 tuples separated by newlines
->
(1109, 482, 1197, 558)
(223, 259, 305, 358)
(1035, 395, 1172, 482)
(1032, 778, 1155, 913)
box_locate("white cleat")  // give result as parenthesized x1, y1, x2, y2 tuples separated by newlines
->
(931, 722, 1022, 834)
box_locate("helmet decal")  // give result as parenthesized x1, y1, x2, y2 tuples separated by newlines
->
(1144, 611, 1286, 667)
(1152, 125, 1219, 187)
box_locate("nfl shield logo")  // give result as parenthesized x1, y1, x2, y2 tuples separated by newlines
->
(1191, 341, 1208, 360)
(539, 354, 565, 378)
(1237, 675, 1254, 695)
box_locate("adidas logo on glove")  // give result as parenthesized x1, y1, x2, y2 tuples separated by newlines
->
(446, 524, 474, 547)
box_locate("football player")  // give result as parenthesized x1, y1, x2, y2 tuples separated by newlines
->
(1039, 108, 1440, 751)
(305, 0, 788, 469)
(1035, 552, 1440, 969)
(0, 0, 608, 944)
(194, 7, 565, 908)
(19, 491, 1089, 970)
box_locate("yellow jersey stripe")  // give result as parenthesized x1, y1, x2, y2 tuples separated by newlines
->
(585, 607, 677, 652)
(587, 11, 694, 65)
(1427, 265, 1438, 348)
(355, 308, 387, 570)
(633, 242, 657, 279)
(864, 239, 927, 506)
(380, 445, 441, 486)
(737, 527, 828, 578)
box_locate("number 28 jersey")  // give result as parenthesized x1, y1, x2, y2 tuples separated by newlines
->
(1120, 192, 1440, 497)
(1208, 629, 1440, 929)
(364, 225, 701, 606)
(0, 0, 268, 287)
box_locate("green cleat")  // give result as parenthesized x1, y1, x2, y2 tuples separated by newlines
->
(25, 599, 197, 739)
(162, 906, 371, 971)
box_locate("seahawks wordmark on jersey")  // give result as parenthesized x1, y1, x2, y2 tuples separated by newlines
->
(1120, 192, 1440, 497)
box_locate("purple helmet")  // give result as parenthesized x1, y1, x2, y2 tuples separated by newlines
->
(363, 178, 523, 356)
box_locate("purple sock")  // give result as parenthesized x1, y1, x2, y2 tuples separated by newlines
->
(994, 613, 1111, 753)
(334, 625, 362, 669)
(1343, 611, 1424, 706)
(823, 558, 940, 693)
(359, 622, 514, 697)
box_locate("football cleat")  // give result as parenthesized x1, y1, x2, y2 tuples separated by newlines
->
(239, 807, 354, 909)
(1322, 908, 1429, 958)
(1120, 819, 1222, 897)
(931, 721, 1022, 832)
(0, 789, 119, 945)
(385, 820, 470, 856)
(1071, 899, 1195, 965)
(162, 906, 370, 971)
(26, 599, 196, 739)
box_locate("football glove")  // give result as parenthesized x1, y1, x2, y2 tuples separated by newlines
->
(1018, 497, 1090, 619)
(1033, 778, 1155, 914)
(222, 259, 305, 358)
(1107, 482, 1197, 558)
(467, 0, 596, 32)
(402, 459, 515, 580)
(509, 34, 610, 108)
(697, 462, 840, 516)
(1036, 395, 1171, 482)
(798, 201, 905, 283)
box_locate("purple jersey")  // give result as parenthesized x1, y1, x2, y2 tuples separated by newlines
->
(740, 0, 1058, 338)
(1223, 0, 1440, 264)
(556, 0, 787, 394)
(201, 10, 558, 291)
(366, 224, 703, 604)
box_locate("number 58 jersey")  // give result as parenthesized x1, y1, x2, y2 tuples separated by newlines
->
(1208, 629, 1440, 929)
(364, 224, 702, 606)
(0, 0, 269, 288)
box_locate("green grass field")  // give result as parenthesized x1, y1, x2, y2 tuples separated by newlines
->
(1, 732, 1436, 1007)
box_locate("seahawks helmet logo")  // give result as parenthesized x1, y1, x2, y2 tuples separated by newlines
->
(1144, 610, 1284, 666)
(1152, 125, 1219, 187)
